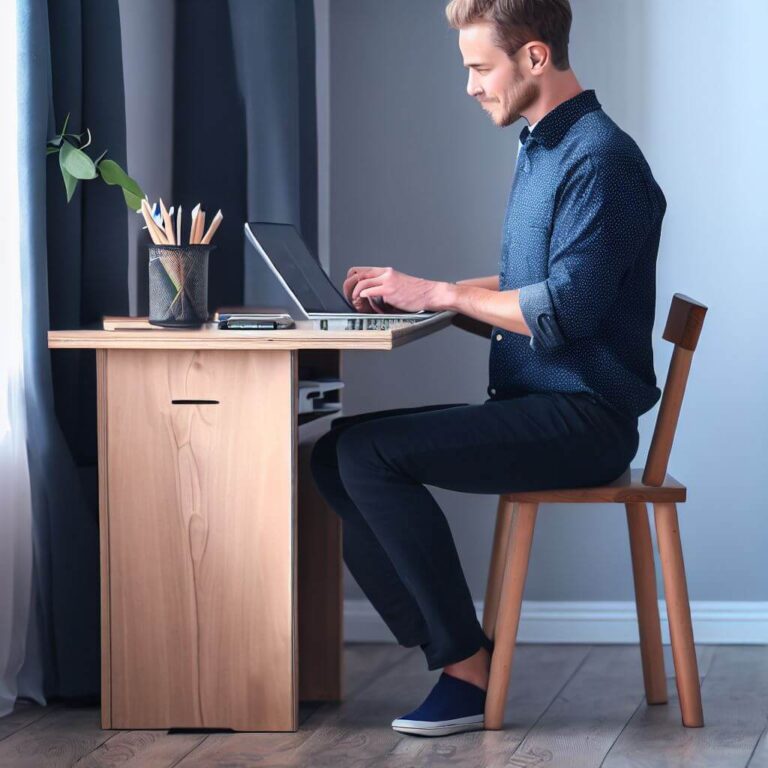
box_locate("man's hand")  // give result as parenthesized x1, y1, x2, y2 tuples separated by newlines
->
(343, 266, 385, 312)
(343, 266, 449, 313)
(343, 266, 533, 340)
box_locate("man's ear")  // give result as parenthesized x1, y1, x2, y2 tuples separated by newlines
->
(526, 42, 549, 74)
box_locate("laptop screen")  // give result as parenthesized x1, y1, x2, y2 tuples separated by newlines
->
(246, 222, 353, 314)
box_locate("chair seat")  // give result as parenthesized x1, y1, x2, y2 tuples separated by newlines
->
(501, 467, 686, 504)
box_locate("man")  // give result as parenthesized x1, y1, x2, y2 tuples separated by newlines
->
(311, 0, 666, 737)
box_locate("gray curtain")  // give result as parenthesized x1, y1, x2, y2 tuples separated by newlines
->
(16, 0, 128, 704)
(12, 0, 318, 710)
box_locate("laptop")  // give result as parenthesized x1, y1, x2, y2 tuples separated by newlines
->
(244, 222, 444, 331)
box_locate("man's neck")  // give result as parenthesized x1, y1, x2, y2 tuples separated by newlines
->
(522, 73, 584, 127)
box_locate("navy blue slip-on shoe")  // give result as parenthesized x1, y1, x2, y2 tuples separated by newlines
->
(391, 672, 486, 737)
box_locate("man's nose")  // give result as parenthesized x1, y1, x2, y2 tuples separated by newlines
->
(466, 71, 482, 98)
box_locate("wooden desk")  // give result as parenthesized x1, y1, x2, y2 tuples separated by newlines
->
(48, 313, 452, 731)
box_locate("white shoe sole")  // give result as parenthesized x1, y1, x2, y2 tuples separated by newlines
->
(391, 714, 485, 737)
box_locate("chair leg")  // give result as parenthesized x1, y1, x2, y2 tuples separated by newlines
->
(485, 501, 537, 731)
(625, 502, 668, 705)
(653, 502, 704, 727)
(482, 498, 516, 640)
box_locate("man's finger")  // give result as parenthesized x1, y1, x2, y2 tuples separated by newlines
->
(343, 268, 383, 300)
(347, 265, 386, 278)
(360, 287, 403, 314)
(352, 276, 385, 301)
(342, 274, 361, 301)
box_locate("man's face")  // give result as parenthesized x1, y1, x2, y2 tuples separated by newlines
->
(459, 21, 539, 128)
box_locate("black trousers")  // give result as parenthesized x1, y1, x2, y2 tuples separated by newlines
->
(310, 391, 639, 671)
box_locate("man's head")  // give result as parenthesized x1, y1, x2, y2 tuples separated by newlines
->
(446, 0, 573, 127)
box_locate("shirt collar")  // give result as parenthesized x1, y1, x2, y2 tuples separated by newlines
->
(519, 89, 601, 149)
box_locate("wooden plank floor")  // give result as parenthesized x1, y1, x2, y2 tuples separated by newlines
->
(0, 643, 766, 768)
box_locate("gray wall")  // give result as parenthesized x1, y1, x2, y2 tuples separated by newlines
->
(118, 0, 175, 317)
(329, 0, 768, 606)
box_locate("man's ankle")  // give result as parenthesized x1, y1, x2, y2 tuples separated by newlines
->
(443, 646, 491, 690)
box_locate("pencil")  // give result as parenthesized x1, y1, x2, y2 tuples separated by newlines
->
(141, 199, 168, 244)
(200, 209, 223, 244)
(159, 198, 175, 245)
(189, 203, 201, 244)
(176, 206, 183, 247)
(139, 204, 160, 244)
(194, 210, 206, 245)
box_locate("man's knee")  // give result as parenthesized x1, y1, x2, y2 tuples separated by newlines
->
(310, 417, 381, 494)
(309, 427, 344, 497)
(336, 419, 399, 491)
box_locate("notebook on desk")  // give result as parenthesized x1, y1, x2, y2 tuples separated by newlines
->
(244, 221, 446, 331)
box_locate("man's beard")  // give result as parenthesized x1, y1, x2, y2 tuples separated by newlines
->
(494, 77, 539, 128)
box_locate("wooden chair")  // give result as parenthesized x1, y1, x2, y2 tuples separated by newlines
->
(482, 293, 708, 730)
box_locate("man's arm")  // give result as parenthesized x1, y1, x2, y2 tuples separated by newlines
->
(455, 274, 499, 291)
(348, 267, 533, 340)
(449, 275, 506, 337)
(352, 155, 659, 348)
(436, 283, 533, 339)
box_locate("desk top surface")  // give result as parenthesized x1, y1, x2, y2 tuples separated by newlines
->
(47, 312, 454, 351)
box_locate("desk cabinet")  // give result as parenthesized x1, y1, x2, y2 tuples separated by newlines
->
(49, 314, 452, 731)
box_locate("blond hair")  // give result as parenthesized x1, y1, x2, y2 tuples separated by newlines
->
(445, 0, 572, 70)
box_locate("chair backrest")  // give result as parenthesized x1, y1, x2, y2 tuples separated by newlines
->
(642, 293, 708, 486)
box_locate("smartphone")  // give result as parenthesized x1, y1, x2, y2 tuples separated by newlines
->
(214, 311, 295, 330)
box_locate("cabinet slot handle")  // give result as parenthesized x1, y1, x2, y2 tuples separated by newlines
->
(171, 399, 220, 405)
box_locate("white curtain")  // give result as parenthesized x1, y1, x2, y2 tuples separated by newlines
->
(0, 0, 36, 717)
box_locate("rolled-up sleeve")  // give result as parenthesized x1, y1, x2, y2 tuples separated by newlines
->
(518, 154, 657, 352)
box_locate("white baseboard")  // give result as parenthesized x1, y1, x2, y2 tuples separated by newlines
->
(344, 599, 768, 644)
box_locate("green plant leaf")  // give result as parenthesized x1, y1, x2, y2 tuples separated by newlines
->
(47, 114, 71, 148)
(46, 146, 60, 155)
(77, 128, 92, 149)
(60, 139, 97, 180)
(98, 158, 145, 211)
(59, 149, 79, 202)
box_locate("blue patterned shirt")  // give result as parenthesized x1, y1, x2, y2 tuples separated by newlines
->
(488, 89, 666, 420)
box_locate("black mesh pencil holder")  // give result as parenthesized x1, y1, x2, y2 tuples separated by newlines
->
(148, 244, 214, 327)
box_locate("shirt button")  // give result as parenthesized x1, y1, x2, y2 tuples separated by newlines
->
(495, 333, 503, 341)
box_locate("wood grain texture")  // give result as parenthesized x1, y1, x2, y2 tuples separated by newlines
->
(643, 294, 707, 486)
(603, 645, 765, 768)
(297, 438, 343, 702)
(748, 721, 768, 768)
(486, 502, 538, 730)
(625, 501, 668, 706)
(0, 707, 114, 767)
(643, 347, 694, 487)
(503, 645, 652, 768)
(47, 312, 454, 351)
(73, 731, 206, 768)
(0, 701, 60, 742)
(172, 643, 404, 768)
(653, 502, 704, 727)
(297, 349, 343, 702)
(662, 293, 708, 351)
(500, 468, 686, 504)
(96, 350, 112, 728)
(6, 644, 763, 767)
(104, 349, 297, 731)
(482, 498, 516, 641)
